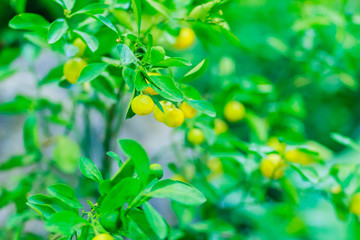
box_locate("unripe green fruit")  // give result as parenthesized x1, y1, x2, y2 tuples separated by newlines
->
(149, 163, 164, 179)
(99, 211, 121, 233)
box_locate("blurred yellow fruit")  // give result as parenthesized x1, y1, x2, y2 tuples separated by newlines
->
(171, 174, 187, 182)
(92, 233, 114, 240)
(143, 72, 161, 95)
(63, 58, 87, 84)
(214, 118, 228, 135)
(179, 102, 197, 119)
(285, 149, 313, 165)
(350, 193, 360, 215)
(260, 154, 286, 179)
(174, 28, 196, 50)
(153, 101, 174, 123)
(73, 38, 86, 57)
(131, 95, 154, 116)
(267, 137, 286, 153)
(207, 158, 223, 174)
(331, 185, 342, 195)
(224, 100, 246, 122)
(187, 128, 205, 145)
(183, 163, 196, 181)
(164, 108, 184, 128)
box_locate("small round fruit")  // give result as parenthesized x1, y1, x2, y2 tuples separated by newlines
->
(331, 185, 342, 195)
(131, 95, 154, 116)
(73, 38, 86, 57)
(149, 163, 163, 179)
(164, 108, 184, 128)
(174, 28, 196, 50)
(350, 193, 360, 215)
(179, 102, 197, 119)
(143, 72, 161, 95)
(187, 128, 204, 145)
(99, 211, 121, 233)
(92, 233, 114, 240)
(260, 154, 285, 179)
(153, 101, 174, 123)
(207, 158, 222, 174)
(63, 58, 87, 84)
(224, 100, 246, 122)
(267, 137, 286, 154)
(214, 118, 228, 135)
(285, 149, 313, 165)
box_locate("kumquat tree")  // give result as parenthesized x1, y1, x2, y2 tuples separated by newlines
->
(1, 0, 360, 239)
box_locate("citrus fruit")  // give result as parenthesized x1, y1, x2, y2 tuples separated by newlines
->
(214, 118, 228, 135)
(260, 154, 286, 179)
(285, 149, 313, 165)
(63, 58, 87, 84)
(131, 95, 154, 116)
(331, 185, 342, 195)
(99, 211, 121, 233)
(92, 233, 114, 240)
(73, 38, 86, 57)
(164, 108, 184, 128)
(267, 137, 286, 153)
(149, 163, 163, 179)
(179, 102, 197, 119)
(350, 193, 360, 215)
(207, 158, 223, 174)
(174, 28, 196, 49)
(187, 128, 205, 145)
(224, 100, 246, 122)
(143, 72, 161, 95)
(153, 101, 174, 123)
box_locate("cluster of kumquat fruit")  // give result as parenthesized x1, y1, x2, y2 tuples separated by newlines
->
(63, 38, 88, 84)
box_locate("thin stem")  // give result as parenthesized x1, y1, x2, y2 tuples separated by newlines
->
(102, 80, 125, 178)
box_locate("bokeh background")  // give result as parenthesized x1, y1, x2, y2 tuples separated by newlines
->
(1, 0, 360, 239)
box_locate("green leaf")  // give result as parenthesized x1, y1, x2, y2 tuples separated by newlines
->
(117, 43, 137, 65)
(145, 0, 170, 19)
(135, 70, 148, 91)
(27, 202, 56, 219)
(153, 57, 191, 67)
(187, 99, 216, 117)
(77, 63, 109, 84)
(143, 202, 168, 239)
(125, 89, 136, 119)
(47, 184, 82, 209)
(128, 209, 158, 240)
(45, 211, 88, 236)
(100, 177, 141, 212)
(62, 0, 75, 10)
(71, 3, 107, 16)
(118, 139, 150, 181)
(23, 115, 40, 154)
(147, 75, 183, 102)
(219, 26, 243, 48)
(92, 14, 118, 34)
(0, 154, 37, 170)
(28, 194, 74, 212)
(91, 76, 117, 100)
(48, 18, 68, 44)
(9, 13, 49, 31)
(331, 133, 360, 151)
(107, 151, 122, 167)
(180, 58, 209, 83)
(110, 158, 135, 187)
(38, 65, 64, 86)
(246, 112, 268, 142)
(148, 179, 206, 206)
(0, 95, 33, 114)
(53, 136, 80, 174)
(290, 164, 319, 184)
(79, 157, 103, 183)
(132, 0, 142, 34)
(74, 30, 99, 52)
